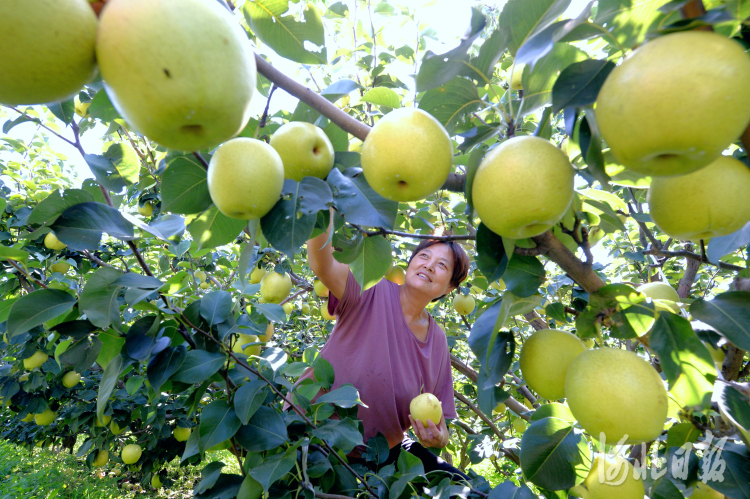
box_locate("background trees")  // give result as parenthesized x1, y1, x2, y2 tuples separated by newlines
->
(1, 0, 749, 498)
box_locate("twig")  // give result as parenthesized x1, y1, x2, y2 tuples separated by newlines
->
(352, 225, 475, 242)
(82, 250, 122, 271)
(453, 390, 520, 466)
(642, 249, 743, 272)
(257, 84, 277, 130)
(8, 260, 47, 289)
(193, 152, 209, 170)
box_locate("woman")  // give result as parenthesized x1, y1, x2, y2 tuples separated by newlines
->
(300, 220, 471, 481)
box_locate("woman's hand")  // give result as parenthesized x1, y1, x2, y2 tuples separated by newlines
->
(409, 414, 449, 448)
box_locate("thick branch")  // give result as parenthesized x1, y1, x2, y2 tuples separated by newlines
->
(722, 346, 746, 381)
(677, 243, 701, 299)
(254, 54, 371, 140)
(523, 311, 547, 331)
(531, 231, 606, 293)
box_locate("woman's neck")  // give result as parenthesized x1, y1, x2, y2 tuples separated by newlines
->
(398, 284, 430, 323)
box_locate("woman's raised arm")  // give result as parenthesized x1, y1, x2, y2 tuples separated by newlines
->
(306, 209, 348, 300)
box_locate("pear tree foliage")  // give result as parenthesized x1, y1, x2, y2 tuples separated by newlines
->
(1, 1, 750, 498)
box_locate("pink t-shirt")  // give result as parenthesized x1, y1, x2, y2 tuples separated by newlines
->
(301, 271, 457, 449)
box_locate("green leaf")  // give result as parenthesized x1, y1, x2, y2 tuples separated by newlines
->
(519, 417, 591, 490)
(84, 143, 139, 193)
(161, 155, 213, 215)
(97, 355, 124, 423)
(690, 291, 750, 351)
(96, 330, 126, 370)
(326, 168, 397, 229)
(651, 478, 685, 499)
(242, 0, 327, 65)
(311, 418, 363, 454)
(0, 245, 28, 265)
(551, 60, 616, 113)
(595, 0, 671, 50)
(415, 7, 487, 91)
(27, 189, 95, 227)
(666, 422, 701, 449)
(518, 42, 588, 117)
(171, 350, 226, 384)
(707, 222, 750, 262)
(147, 345, 186, 393)
(7, 289, 77, 338)
(464, 145, 487, 213)
(349, 235, 392, 291)
(188, 205, 247, 252)
(200, 291, 233, 327)
(419, 77, 482, 134)
(88, 89, 121, 122)
(503, 254, 546, 298)
(59, 336, 102, 373)
(0, 298, 18, 324)
(48, 99, 75, 125)
(234, 380, 267, 425)
(246, 447, 297, 492)
(468, 300, 516, 387)
(235, 406, 288, 452)
(260, 178, 332, 258)
(194, 462, 225, 496)
(51, 202, 135, 251)
(475, 223, 508, 283)
(80, 267, 124, 332)
(198, 400, 241, 452)
(470, 27, 511, 80)
(715, 383, 750, 441)
(499, 0, 572, 56)
(237, 475, 264, 499)
(700, 442, 750, 498)
(650, 313, 715, 408)
(315, 384, 363, 408)
(360, 87, 401, 108)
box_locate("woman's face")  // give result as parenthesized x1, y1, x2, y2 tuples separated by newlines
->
(405, 243, 456, 299)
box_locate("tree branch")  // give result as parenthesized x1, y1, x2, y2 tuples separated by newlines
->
(643, 248, 743, 272)
(454, 390, 519, 465)
(530, 231, 606, 293)
(677, 243, 701, 299)
(353, 225, 475, 241)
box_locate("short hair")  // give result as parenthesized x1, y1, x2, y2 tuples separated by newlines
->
(408, 239, 470, 291)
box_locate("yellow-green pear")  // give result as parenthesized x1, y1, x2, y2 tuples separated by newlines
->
(97, 0, 256, 151)
(596, 31, 750, 177)
(199, 282, 210, 290)
(0, 0, 97, 105)
(110, 421, 126, 435)
(62, 371, 81, 388)
(301, 303, 311, 315)
(18, 374, 29, 383)
(410, 393, 443, 426)
(361, 108, 453, 202)
(512, 419, 527, 433)
(260, 272, 292, 304)
(270, 122, 335, 181)
(453, 294, 475, 315)
(92, 449, 109, 468)
(385, 266, 405, 285)
(151, 474, 162, 489)
(490, 279, 506, 291)
(207, 138, 284, 220)
(233, 334, 261, 356)
(282, 302, 293, 315)
(44, 232, 67, 251)
(21, 413, 35, 423)
(321, 305, 335, 321)
(519, 329, 586, 400)
(637, 282, 680, 302)
(493, 402, 506, 414)
(565, 348, 668, 444)
(472, 136, 575, 239)
(259, 323, 273, 343)
(23, 351, 49, 370)
(510, 63, 525, 90)
(581, 455, 645, 499)
(313, 280, 329, 298)
(137, 201, 153, 217)
(95, 414, 112, 427)
(121, 444, 142, 465)
(173, 427, 191, 442)
(249, 266, 267, 284)
(194, 270, 207, 283)
(647, 156, 750, 240)
(35, 408, 56, 426)
(50, 261, 71, 274)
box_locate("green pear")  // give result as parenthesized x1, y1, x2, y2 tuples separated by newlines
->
(472, 136, 574, 239)
(0, 0, 98, 105)
(207, 138, 285, 220)
(647, 155, 750, 241)
(96, 0, 256, 151)
(582, 455, 645, 499)
(452, 294, 475, 316)
(410, 393, 443, 426)
(361, 108, 453, 202)
(259, 272, 292, 304)
(270, 122, 335, 181)
(519, 329, 586, 400)
(596, 31, 750, 177)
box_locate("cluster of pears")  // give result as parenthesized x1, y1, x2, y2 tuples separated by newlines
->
(596, 31, 750, 241)
(519, 327, 669, 497)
